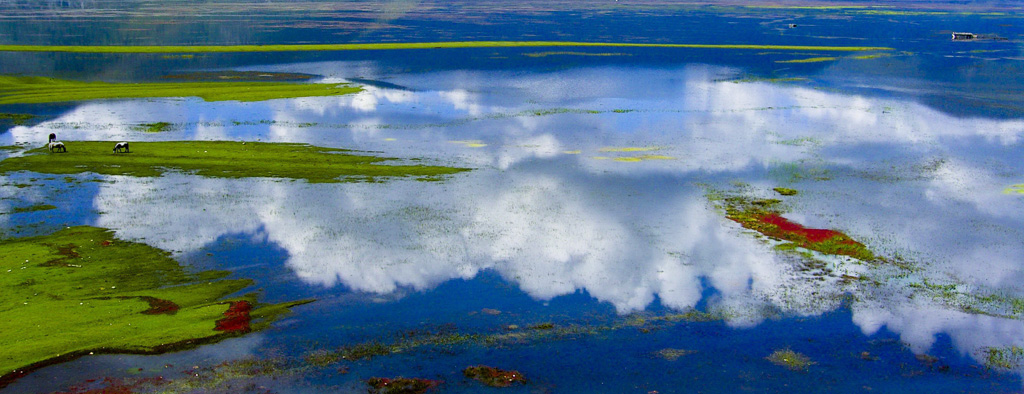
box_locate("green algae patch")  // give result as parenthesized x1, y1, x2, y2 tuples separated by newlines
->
(6, 203, 56, 214)
(766, 349, 815, 371)
(449, 140, 487, 148)
(0, 76, 362, 105)
(524, 51, 629, 58)
(773, 187, 798, 196)
(134, 121, 174, 133)
(0, 226, 309, 387)
(463, 365, 526, 387)
(0, 141, 469, 182)
(1003, 184, 1024, 194)
(775, 57, 837, 64)
(656, 348, 697, 361)
(0, 41, 895, 54)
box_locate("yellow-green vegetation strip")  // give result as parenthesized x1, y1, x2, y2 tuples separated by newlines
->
(0, 141, 469, 182)
(984, 346, 1024, 370)
(0, 113, 35, 125)
(1003, 184, 1024, 194)
(6, 204, 56, 214)
(0, 41, 894, 54)
(0, 226, 310, 384)
(0, 76, 362, 105)
(775, 57, 837, 64)
(135, 121, 174, 133)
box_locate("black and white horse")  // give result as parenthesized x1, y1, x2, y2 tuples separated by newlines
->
(113, 142, 130, 153)
(48, 133, 66, 152)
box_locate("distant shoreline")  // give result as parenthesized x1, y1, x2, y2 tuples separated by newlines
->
(0, 41, 894, 54)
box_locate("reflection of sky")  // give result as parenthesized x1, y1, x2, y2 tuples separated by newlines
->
(7, 63, 1024, 366)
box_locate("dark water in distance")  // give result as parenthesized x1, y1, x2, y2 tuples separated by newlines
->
(2, 1, 1024, 393)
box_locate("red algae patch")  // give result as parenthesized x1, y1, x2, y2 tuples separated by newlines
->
(719, 192, 875, 261)
(463, 365, 526, 387)
(51, 376, 168, 394)
(366, 377, 441, 394)
(215, 300, 252, 333)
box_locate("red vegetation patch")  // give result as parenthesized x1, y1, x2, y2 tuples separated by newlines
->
(730, 213, 873, 260)
(463, 365, 526, 387)
(100, 240, 113, 247)
(214, 300, 252, 333)
(366, 377, 441, 394)
(756, 214, 854, 244)
(139, 296, 180, 315)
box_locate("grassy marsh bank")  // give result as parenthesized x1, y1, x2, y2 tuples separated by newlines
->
(0, 226, 310, 388)
(0, 76, 362, 105)
(0, 141, 469, 182)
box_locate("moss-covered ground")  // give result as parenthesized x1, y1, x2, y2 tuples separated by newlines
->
(0, 226, 310, 387)
(0, 41, 894, 54)
(0, 141, 469, 182)
(0, 76, 362, 105)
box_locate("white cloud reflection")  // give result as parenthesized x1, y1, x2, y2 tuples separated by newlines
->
(12, 63, 1022, 367)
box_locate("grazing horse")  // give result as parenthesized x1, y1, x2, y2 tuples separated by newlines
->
(113, 142, 130, 153)
(49, 141, 66, 152)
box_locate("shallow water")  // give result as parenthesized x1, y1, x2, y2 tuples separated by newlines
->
(2, 1, 1024, 393)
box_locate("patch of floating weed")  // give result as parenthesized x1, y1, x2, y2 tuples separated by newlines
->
(1003, 184, 1024, 194)
(983, 346, 1024, 370)
(766, 349, 815, 371)
(0, 141, 469, 182)
(0, 226, 310, 388)
(0, 41, 895, 54)
(449, 140, 487, 148)
(563, 150, 581, 154)
(6, 204, 56, 214)
(776, 57, 837, 64)
(656, 348, 697, 361)
(366, 377, 441, 394)
(135, 121, 174, 133)
(773, 187, 798, 196)
(852, 53, 891, 60)
(0, 75, 362, 104)
(463, 365, 526, 387)
(725, 76, 807, 84)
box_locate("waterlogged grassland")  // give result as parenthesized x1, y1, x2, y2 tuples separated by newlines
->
(0, 226, 310, 386)
(0, 141, 469, 182)
(0, 41, 895, 54)
(0, 76, 362, 105)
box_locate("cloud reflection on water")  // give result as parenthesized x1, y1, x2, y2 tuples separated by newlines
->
(12, 63, 1022, 366)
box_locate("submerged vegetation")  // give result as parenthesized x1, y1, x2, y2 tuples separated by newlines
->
(766, 349, 815, 371)
(0, 76, 362, 104)
(0, 226, 310, 387)
(0, 41, 894, 54)
(0, 141, 469, 182)
(135, 121, 174, 133)
(463, 365, 526, 387)
(0, 113, 35, 125)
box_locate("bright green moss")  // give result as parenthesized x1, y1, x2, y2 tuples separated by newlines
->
(0, 41, 894, 54)
(0, 226, 310, 382)
(0, 76, 362, 105)
(0, 141, 469, 182)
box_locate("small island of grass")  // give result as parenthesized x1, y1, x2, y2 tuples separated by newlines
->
(0, 226, 311, 388)
(0, 141, 469, 182)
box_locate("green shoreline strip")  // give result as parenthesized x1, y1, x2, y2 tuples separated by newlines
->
(0, 141, 469, 182)
(0, 76, 362, 105)
(0, 41, 893, 54)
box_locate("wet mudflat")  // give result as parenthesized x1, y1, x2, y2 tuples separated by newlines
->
(2, 1, 1024, 393)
